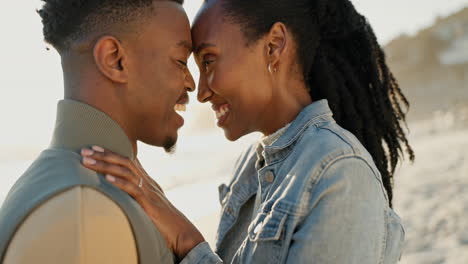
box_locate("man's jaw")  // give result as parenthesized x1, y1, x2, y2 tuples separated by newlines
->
(163, 136, 177, 153)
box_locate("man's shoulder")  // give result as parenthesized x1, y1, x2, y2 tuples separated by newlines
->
(1, 148, 97, 208)
(10, 148, 99, 195)
(26, 148, 99, 183)
(0, 149, 140, 263)
(3, 186, 138, 263)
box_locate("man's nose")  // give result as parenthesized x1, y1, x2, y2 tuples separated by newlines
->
(184, 69, 196, 92)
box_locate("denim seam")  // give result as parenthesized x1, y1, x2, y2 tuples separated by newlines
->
(268, 113, 333, 150)
(380, 208, 389, 264)
(315, 127, 390, 203)
(264, 118, 332, 166)
(299, 154, 388, 263)
(303, 154, 387, 215)
(264, 134, 304, 168)
(231, 237, 248, 262)
(319, 127, 357, 154)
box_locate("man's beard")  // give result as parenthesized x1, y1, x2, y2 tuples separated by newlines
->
(163, 136, 177, 154)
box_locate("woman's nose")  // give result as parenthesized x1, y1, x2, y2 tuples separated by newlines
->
(197, 76, 213, 103)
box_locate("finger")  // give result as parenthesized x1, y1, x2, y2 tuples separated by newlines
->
(82, 146, 133, 167)
(81, 157, 139, 186)
(105, 174, 143, 201)
(148, 185, 165, 197)
(81, 147, 141, 180)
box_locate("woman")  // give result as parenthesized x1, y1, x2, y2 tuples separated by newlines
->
(81, 0, 414, 263)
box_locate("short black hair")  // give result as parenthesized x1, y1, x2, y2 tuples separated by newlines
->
(37, 0, 184, 51)
(221, 0, 414, 207)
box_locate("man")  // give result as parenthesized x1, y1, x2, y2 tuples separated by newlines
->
(0, 0, 196, 263)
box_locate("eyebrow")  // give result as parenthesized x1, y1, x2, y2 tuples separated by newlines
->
(176, 40, 193, 52)
(194, 43, 216, 56)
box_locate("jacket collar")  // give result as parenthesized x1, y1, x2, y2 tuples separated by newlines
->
(263, 99, 334, 164)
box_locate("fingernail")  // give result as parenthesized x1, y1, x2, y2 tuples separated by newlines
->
(82, 157, 96, 165)
(81, 148, 94, 156)
(106, 174, 116, 182)
(92, 146, 105, 152)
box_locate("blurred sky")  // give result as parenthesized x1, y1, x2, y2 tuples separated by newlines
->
(1, 0, 468, 158)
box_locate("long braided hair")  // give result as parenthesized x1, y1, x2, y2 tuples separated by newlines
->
(221, 0, 414, 207)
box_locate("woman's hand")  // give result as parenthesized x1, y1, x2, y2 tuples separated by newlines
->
(80, 146, 205, 260)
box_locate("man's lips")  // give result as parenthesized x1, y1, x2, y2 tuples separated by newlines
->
(176, 93, 189, 105)
(174, 93, 189, 112)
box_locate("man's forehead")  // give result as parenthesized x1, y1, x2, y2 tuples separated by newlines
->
(176, 40, 193, 52)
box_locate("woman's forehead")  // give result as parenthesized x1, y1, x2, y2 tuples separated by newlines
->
(191, 3, 245, 47)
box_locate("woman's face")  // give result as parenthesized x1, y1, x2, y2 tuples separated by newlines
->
(191, 2, 273, 141)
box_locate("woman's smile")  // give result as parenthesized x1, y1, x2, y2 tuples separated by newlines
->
(212, 103, 231, 127)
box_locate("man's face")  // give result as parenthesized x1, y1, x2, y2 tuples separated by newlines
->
(125, 1, 194, 152)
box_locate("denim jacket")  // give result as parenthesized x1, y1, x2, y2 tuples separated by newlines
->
(181, 100, 405, 264)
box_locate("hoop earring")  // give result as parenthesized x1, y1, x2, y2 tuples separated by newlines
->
(268, 63, 272, 73)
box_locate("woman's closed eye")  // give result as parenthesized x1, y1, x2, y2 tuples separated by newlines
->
(203, 59, 214, 67)
(202, 54, 216, 70)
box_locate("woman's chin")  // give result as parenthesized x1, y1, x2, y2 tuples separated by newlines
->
(223, 127, 248, 142)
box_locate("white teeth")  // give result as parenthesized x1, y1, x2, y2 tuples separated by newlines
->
(215, 105, 230, 120)
(174, 104, 186, 112)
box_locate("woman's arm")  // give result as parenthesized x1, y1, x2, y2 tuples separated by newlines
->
(286, 157, 387, 263)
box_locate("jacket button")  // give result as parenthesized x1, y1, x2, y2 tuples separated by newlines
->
(226, 207, 234, 214)
(265, 171, 275, 183)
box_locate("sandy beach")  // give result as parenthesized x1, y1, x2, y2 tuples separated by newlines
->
(393, 119, 468, 263)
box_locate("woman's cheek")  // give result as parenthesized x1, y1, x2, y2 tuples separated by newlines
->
(207, 70, 215, 85)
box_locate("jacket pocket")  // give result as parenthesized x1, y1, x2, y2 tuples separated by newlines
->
(248, 209, 288, 242)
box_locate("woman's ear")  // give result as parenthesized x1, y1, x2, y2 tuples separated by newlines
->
(266, 22, 289, 71)
(93, 36, 128, 84)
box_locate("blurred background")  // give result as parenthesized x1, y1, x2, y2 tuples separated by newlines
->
(1, 0, 467, 263)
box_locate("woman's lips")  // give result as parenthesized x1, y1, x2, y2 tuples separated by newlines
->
(214, 103, 231, 127)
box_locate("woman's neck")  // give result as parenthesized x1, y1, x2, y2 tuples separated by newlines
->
(260, 80, 312, 136)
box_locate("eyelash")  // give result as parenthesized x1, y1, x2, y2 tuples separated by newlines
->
(203, 60, 214, 67)
(177, 60, 187, 69)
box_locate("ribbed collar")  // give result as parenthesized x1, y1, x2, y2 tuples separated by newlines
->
(50, 100, 134, 159)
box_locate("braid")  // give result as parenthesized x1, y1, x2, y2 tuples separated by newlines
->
(309, 19, 414, 206)
(222, 0, 415, 207)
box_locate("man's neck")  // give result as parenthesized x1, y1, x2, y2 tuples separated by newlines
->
(64, 91, 138, 158)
